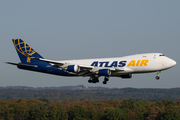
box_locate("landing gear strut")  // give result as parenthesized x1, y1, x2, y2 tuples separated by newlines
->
(103, 76, 109, 84)
(155, 71, 160, 80)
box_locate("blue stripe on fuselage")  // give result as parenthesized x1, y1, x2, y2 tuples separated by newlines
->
(17, 62, 75, 76)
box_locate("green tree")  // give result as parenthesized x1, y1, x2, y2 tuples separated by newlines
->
(28, 100, 48, 120)
(161, 109, 180, 120)
(48, 103, 64, 120)
(14, 99, 29, 120)
(87, 106, 99, 120)
(118, 99, 136, 110)
(104, 108, 125, 120)
(68, 105, 87, 120)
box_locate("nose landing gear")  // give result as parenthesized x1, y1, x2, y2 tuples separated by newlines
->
(155, 71, 161, 80)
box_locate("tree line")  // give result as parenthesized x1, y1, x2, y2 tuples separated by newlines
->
(0, 87, 180, 101)
(0, 99, 180, 120)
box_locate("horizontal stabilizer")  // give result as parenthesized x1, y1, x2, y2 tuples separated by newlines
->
(5, 62, 38, 68)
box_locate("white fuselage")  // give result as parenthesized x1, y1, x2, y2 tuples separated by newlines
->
(57, 53, 176, 77)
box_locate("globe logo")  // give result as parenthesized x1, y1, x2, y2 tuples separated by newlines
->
(13, 39, 36, 63)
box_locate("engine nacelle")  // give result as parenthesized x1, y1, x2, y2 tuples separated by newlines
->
(67, 65, 80, 72)
(98, 69, 111, 76)
(120, 74, 132, 79)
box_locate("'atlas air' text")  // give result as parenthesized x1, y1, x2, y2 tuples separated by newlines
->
(91, 60, 149, 67)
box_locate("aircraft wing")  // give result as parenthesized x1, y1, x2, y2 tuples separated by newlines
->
(31, 57, 94, 69)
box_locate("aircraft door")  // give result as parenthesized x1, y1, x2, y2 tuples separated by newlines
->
(153, 54, 156, 59)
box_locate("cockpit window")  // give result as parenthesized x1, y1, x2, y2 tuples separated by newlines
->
(159, 54, 165, 56)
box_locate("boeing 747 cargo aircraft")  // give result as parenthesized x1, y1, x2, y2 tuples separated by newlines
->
(6, 39, 176, 84)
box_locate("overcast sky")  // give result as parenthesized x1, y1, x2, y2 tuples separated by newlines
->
(1, 1, 180, 88)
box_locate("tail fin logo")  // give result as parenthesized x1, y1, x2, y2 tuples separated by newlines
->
(13, 39, 36, 63)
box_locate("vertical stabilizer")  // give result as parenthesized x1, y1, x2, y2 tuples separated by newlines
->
(12, 39, 43, 64)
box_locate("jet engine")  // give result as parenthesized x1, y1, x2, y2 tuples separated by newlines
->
(66, 65, 80, 72)
(120, 74, 132, 78)
(98, 69, 111, 76)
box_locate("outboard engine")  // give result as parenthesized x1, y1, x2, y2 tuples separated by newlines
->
(66, 65, 80, 72)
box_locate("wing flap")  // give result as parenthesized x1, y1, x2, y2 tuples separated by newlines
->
(77, 70, 92, 76)
(79, 65, 94, 70)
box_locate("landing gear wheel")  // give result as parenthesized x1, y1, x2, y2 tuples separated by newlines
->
(88, 80, 92, 83)
(93, 77, 99, 83)
(92, 80, 97, 83)
(96, 79, 99, 83)
(155, 71, 161, 80)
(103, 81, 107, 84)
(155, 76, 160, 80)
(89, 76, 99, 83)
(103, 76, 109, 84)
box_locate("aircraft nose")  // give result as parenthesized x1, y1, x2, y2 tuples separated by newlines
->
(162, 57, 176, 69)
(171, 59, 176, 66)
(166, 58, 176, 68)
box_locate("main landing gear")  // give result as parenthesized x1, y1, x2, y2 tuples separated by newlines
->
(88, 76, 99, 83)
(155, 71, 160, 80)
(88, 76, 109, 84)
(103, 76, 109, 84)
